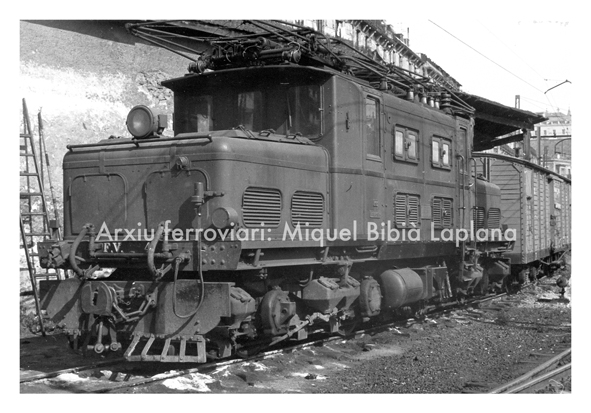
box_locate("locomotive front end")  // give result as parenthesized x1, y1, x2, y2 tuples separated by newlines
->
(38, 66, 333, 362)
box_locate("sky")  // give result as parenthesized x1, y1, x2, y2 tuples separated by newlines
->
(392, 16, 573, 115)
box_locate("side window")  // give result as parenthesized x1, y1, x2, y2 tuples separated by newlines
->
(441, 141, 451, 166)
(407, 131, 418, 160)
(393, 126, 419, 163)
(431, 136, 452, 170)
(365, 97, 380, 157)
(394, 130, 404, 158)
(432, 140, 440, 164)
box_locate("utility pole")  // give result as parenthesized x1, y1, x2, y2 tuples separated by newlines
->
(537, 126, 541, 165)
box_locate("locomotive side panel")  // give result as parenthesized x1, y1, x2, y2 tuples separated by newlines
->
(382, 93, 459, 253)
(323, 76, 366, 235)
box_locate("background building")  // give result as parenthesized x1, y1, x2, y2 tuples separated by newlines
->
(531, 110, 572, 178)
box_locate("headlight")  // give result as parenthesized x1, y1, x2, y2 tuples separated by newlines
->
(126, 105, 167, 139)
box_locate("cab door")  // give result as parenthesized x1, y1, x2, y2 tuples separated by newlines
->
(362, 94, 386, 239)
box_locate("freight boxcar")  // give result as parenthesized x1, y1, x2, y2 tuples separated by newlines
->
(473, 152, 571, 280)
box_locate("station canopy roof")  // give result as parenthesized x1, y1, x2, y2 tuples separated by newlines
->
(457, 92, 547, 151)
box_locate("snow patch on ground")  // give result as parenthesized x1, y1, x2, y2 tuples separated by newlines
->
(53, 373, 87, 383)
(242, 361, 269, 371)
(161, 373, 214, 392)
(211, 365, 232, 377)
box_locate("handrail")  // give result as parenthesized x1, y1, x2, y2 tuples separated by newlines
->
(67, 133, 213, 151)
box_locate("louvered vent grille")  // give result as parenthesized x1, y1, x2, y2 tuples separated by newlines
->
(291, 191, 324, 227)
(408, 195, 419, 227)
(487, 208, 501, 229)
(433, 197, 453, 228)
(473, 207, 485, 230)
(395, 194, 407, 227)
(442, 198, 452, 227)
(394, 193, 420, 227)
(242, 187, 282, 228)
(432, 198, 442, 228)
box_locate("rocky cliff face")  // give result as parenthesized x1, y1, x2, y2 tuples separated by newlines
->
(19, 21, 191, 313)
(20, 20, 189, 223)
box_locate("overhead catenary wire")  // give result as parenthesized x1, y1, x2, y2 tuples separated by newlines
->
(475, 19, 547, 83)
(428, 20, 545, 94)
(125, 20, 475, 115)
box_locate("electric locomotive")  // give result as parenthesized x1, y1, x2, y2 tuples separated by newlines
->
(37, 23, 513, 362)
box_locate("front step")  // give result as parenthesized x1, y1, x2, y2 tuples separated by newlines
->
(123, 333, 207, 363)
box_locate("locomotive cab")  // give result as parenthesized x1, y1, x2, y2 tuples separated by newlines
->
(164, 66, 331, 141)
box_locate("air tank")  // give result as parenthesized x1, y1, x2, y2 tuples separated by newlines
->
(376, 268, 424, 309)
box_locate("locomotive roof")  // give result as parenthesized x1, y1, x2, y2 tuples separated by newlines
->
(126, 20, 547, 153)
(161, 64, 336, 90)
(126, 20, 475, 117)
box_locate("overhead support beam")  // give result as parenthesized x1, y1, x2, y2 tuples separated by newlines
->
(523, 128, 531, 160)
(475, 111, 537, 130)
(477, 132, 526, 151)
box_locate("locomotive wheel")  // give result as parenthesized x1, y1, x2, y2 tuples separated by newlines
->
(359, 277, 381, 317)
(260, 289, 296, 336)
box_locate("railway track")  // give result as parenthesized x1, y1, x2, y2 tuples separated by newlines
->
(21, 287, 525, 393)
(490, 348, 571, 394)
(19, 358, 125, 384)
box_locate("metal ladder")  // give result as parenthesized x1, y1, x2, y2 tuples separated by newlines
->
(19, 98, 62, 335)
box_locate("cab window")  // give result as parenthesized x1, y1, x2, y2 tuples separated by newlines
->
(393, 126, 419, 163)
(365, 97, 380, 157)
(431, 136, 452, 169)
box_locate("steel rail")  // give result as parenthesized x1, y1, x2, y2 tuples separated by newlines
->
(85, 335, 342, 393)
(505, 363, 571, 394)
(19, 284, 534, 393)
(489, 347, 571, 394)
(20, 358, 126, 384)
(84, 289, 518, 393)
